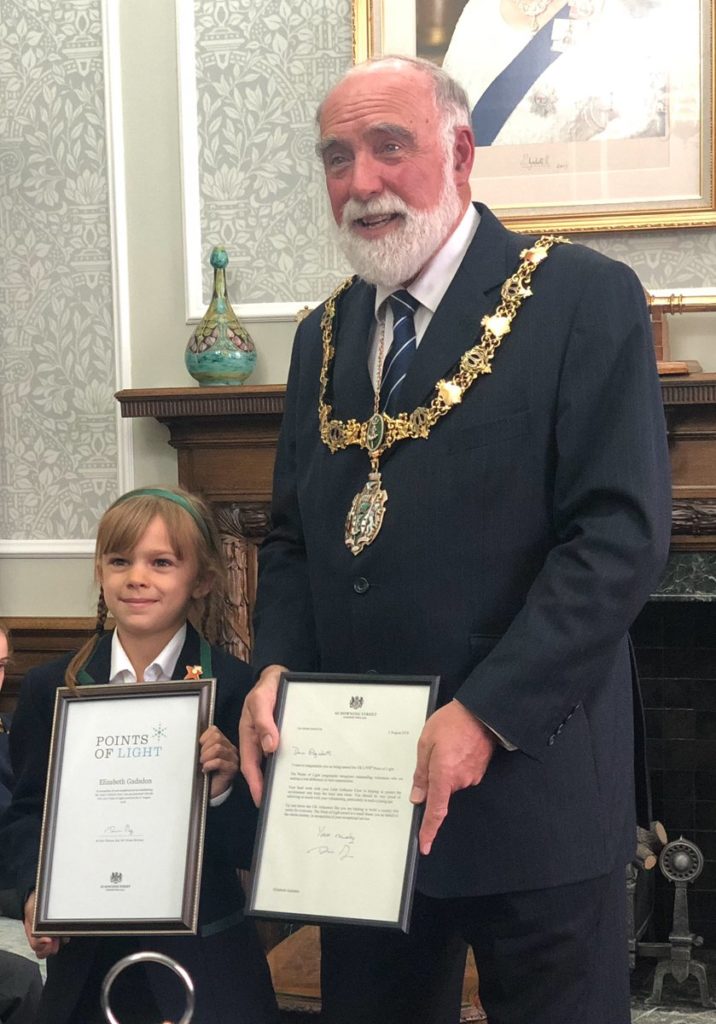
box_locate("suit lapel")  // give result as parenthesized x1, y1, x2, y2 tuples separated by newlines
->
(399, 205, 527, 412)
(329, 277, 377, 421)
(174, 623, 202, 680)
(84, 633, 113, 682)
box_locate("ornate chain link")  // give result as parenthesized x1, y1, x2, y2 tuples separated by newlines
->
(318, 235, 569, 459)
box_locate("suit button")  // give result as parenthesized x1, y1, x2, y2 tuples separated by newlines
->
(557, 723, 564, 734)
(353, 577, 370, 594)
(548, 735, 556, 746)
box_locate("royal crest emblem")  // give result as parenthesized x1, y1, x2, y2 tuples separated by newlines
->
(110, 871, 122, 884)
(349, 696, 364, 710)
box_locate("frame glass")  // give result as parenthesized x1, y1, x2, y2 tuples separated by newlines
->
(353, 0, 716, 233)
(246, 672, 439, 932)
(33, 679, 215, 936)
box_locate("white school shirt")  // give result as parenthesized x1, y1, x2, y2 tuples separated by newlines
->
(110, 624, 232, 803)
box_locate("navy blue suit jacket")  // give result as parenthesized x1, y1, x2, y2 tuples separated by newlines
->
(253, 204, 672, 899)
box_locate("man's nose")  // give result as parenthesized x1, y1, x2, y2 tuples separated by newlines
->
(349, 152, 383, 201)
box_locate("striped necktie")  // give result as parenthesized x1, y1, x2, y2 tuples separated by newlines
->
(381, 289, 419, 416)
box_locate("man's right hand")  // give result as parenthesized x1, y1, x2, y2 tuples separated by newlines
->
(238, 664, 287, 806)
(23, 891, 60, 959)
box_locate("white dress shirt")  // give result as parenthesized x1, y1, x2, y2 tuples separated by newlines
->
(368, 204, 480, 389)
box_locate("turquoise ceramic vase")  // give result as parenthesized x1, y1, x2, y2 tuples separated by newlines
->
(185, 247, 256, 386)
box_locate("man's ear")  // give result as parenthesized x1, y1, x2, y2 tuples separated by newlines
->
(453, 125, 475, 185)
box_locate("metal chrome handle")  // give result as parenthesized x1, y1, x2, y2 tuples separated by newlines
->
(101, 951, 195, 1024)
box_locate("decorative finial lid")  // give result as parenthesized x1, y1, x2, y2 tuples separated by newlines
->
(210, 246, 229, 270)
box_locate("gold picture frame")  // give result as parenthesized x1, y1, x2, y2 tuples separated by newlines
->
(352, 0, 716, 234)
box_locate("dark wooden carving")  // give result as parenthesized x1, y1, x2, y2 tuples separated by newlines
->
(212, 503, 271, 661)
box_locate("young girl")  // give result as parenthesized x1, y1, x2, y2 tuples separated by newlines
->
(0, 488, 280, 1024)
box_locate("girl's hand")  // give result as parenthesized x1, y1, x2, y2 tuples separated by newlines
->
(23, 891, 61, 959)
(199, 725, 239, 799)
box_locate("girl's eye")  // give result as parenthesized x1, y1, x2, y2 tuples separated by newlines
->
(154, 558, 174, 568)
(108, 557, 128, 567)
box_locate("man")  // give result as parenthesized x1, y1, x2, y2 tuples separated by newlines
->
(239, 56, 671, 1024)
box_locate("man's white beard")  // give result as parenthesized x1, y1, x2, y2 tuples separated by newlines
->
(334, 173, 463, 290)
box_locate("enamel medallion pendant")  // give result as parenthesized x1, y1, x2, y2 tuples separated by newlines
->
(345, 472, 387, 555)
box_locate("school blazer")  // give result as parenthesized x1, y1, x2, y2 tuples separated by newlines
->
(1, 623, 256, 924)
(253, 203, 672, 899)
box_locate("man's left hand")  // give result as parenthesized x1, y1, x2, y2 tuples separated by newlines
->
(410, 700, 496, 855)
(199, 725, 239, 799)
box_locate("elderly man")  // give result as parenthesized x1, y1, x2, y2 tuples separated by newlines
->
(240, 56, 671, 1024)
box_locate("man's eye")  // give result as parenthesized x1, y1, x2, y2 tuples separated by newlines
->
(326, 152, 349, 168)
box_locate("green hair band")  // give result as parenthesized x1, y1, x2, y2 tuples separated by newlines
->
(109, 488, 213, 546)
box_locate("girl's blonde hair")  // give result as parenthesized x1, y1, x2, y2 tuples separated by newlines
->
(66, 487, 228, 687)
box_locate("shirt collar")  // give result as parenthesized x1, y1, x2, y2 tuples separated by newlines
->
(110, 623, 187, 684)
(374, 203, 480, 317)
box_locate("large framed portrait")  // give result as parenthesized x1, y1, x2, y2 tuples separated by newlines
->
(33, 680, 215, 937)
(353, 0, 715, 233)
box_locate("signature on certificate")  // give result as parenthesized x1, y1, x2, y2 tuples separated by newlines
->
(306, 826, 356, 861)
(104, 824, 134, 836)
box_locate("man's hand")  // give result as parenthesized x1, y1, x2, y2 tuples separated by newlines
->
(410, 700, 496, 855)
(238, 664, 287, 806)
(199, 724, 239, 799)
(23, 891, 60, 959)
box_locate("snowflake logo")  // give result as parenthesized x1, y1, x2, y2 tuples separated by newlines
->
(152, 723, 167, 740)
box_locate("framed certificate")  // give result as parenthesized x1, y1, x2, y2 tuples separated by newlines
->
(246, 672, 439, 932)
(33, 679, 215, 936)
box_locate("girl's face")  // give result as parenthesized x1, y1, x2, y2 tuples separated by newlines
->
(0, 632, 8, 690)
(98, 515, 209, 649)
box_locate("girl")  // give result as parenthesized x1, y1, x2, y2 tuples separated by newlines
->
(0, 488, 280, 1024)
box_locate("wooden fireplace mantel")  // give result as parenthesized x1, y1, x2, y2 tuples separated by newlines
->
(116, 384, 285, 506)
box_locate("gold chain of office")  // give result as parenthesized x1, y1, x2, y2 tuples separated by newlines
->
(318, 234, 570, 461)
